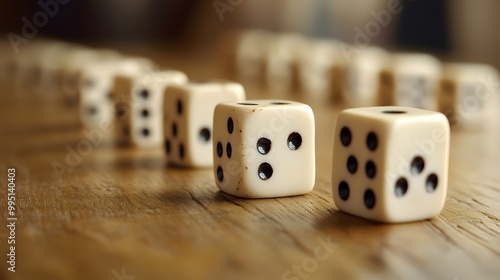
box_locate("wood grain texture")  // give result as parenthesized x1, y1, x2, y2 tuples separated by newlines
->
(0, 48, 500, 280)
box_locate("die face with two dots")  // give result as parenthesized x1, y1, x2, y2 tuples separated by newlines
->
(332, 106, 450, 223)
(439, 63, 500, 129)
(113, 71, 188, 147)
(79, 57, 153, 129)
(213, 100, 315, 198)
(379, 53, 442, 110)
(163, 81, 245, 167)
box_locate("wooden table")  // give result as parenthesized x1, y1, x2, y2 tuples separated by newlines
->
(1, 47, 499, 280)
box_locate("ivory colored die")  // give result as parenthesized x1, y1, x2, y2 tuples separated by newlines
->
(13, 40, 55, 90)
(439, 63, 500, 129)
(79, 57, 153, 129)
(296, 39, 344, 97)
(265, 33, 306, 89)
(341, 46, 388, 107)
(234, 29, 272, 79)
(61, 48, 120, 105)
(163, 81, 245, 167)
(112, 70, 188, 147)
(213, 100, 315, 198)
(379, 53, 442, 110)
(332, 106, 450, 223)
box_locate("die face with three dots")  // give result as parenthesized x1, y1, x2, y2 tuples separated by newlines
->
(121, 71, 188, 147)
(332, 106, 450, 223)
(213, 100, 315, 198)
(163, 81, 245, 167)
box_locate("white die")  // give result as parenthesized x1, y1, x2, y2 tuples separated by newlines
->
(439, 63, 500, 129)
(332, 106, 450, 223)
(296, 39, 344, 96)
(213, 100, 315, 198)
(79, 57, 153, 129)
(163, 81, 245, 167)
(265, 33, 306, 89)
(341, 46, 388, 107)
(60, 48, 120, 105)
(379, 53, 442, 110)
(37, 42, 80, 92)
(234, 29, 272, 79)
(12, 40, 55, 91)
(112, 70, 188, 147)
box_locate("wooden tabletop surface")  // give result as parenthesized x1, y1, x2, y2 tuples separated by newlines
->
(0, 46, 499, 280)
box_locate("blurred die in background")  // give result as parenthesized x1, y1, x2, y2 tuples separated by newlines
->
(0, 0, 499, 68)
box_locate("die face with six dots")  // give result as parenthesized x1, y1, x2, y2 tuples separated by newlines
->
(332, 106, 450, 223)
(213, 100, 316, 198)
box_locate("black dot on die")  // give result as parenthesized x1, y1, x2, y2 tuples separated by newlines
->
(257, 138, 272, 155)
(179, 143, 185, 159)
(216, 142, 223, 158)
(258, 162, 273, 180)
(238, 102, 258, 106)
(411, 156, 425, 175)
(139, 89, 149, 99)
(226, 143, 232, 158)
(426, 173, 438, 193)
(364, 189, 376, 209)
(347, 156, 358, 174)
(87, 106, 97, 115)
(141, 128, 150, 137)
(383, 110, 407, 114)
(172, 123, 178, 137)
(227, 117, 234, 134)
(395, 177, 408, 197)
(287, 132, 302, 150)
(141, 109, 149, 118)
(217, 166, 224, 182)
(340, 127, 352, 147)
(177, 99, 183, 115)
(365, 161, 376, 179)
(199, 127, 211, 143)
(338, 181, 350, 201)
(270, 101, 290, 105)
(366, 132, 378, 151)
(165, 140, 171, 154)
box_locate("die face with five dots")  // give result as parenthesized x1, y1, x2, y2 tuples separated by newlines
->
(332, 106, 450, 223)
(213, 100, 315, 198)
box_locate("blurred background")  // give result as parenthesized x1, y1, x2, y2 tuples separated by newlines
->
(0, 0, 499, 68)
